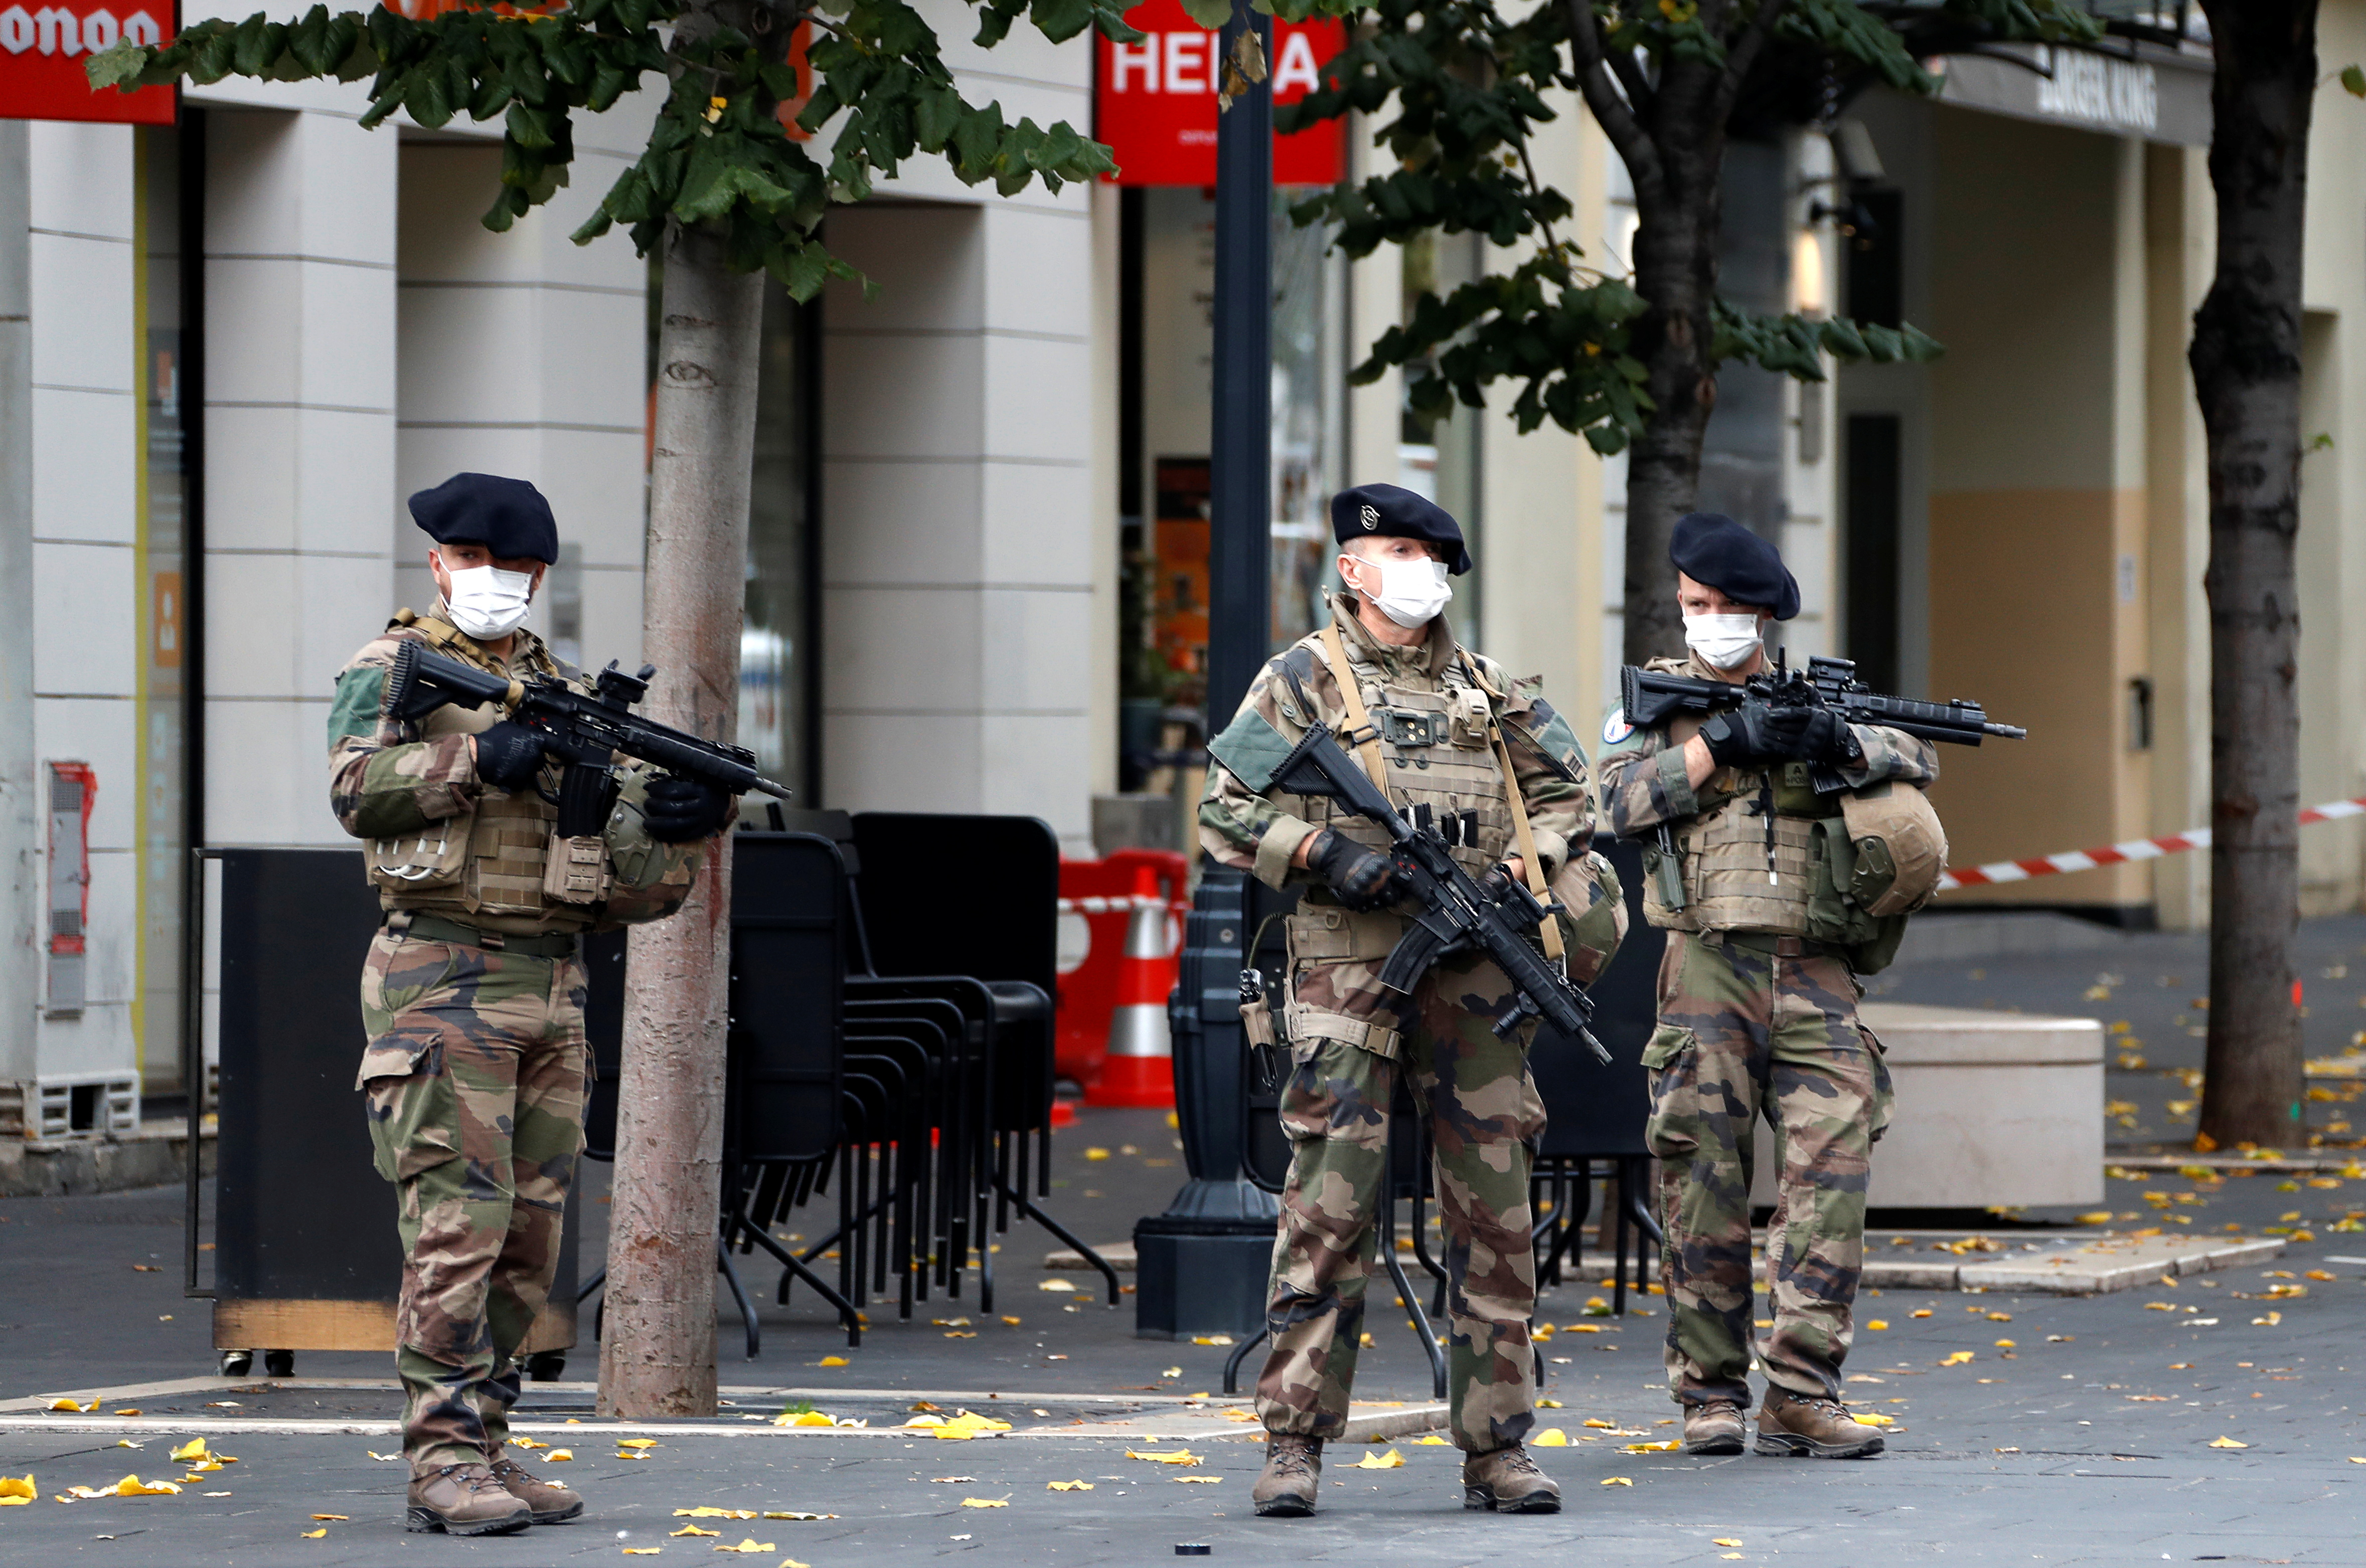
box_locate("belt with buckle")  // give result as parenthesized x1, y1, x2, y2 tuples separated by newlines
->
(386, 911, 580, 959)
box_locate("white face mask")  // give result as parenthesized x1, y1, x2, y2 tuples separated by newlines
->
(442, 561, 537, 641)
(1683, 611, 1764, 670)
(1349, 552, 1454, 629)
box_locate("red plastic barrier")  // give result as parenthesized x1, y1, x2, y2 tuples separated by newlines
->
(1054, 850, 1188, 1106)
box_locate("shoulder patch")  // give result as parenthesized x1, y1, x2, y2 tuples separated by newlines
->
(1602, 708, 1634, 746)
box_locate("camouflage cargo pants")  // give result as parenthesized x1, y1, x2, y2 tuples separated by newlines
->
(1643, 930, 1891, 1408)
(355, 929, 589, 1474)
(1256, 906, 1545, 1453)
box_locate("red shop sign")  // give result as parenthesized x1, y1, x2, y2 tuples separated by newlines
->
(0, 0, 175, 124)
(1094, 0, 1344, 187)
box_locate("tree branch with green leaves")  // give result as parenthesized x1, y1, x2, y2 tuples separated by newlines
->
(88, 0, 1137, 298)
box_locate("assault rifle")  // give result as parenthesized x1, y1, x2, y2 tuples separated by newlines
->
(1621, 654, 2026, 757)
(385, 642, 793, 837)
(1266, 722, 1611, 1065)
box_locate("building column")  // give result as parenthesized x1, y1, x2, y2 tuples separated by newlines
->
(394, 136, 651, 672)
(821, 197, 1097, 850)
(200, 108, 397, 850)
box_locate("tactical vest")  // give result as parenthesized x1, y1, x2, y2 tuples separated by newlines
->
(364, 612, 593, 936)
(1280, 638, 1512, 885)
(1641, 760, 1840, 936)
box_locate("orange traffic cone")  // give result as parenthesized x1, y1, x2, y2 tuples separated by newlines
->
(1089, 863, 1177, 1108)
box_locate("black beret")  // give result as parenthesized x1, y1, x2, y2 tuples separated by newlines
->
(408, 473, 560, 565)
(1669, 512, 1799, 621)
(1330, 482, 1472, 576)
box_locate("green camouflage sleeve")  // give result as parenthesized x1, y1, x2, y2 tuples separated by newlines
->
(1198, 641, 1336, 890)
(1595, 708, 1698, 840)
(326, 635, 481, 840)
(1837, 724, 1941, 789)
(595, 766, 712, 926)
(1487, 661, 1593, 878)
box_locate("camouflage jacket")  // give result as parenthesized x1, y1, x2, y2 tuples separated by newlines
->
(1596, 652, 1940, 838)
(327, 604, 705, 929)
(1199, 590, 1594, 891)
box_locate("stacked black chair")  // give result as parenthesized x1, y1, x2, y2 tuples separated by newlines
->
(1526, 832, 1666, 1316)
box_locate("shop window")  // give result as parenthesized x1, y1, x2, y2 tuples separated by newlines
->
(741, 280, 821, 803)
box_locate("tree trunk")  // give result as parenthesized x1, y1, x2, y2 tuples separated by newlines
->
(2189, 0, 2317, 1151)
(1620, 63, 1725, 666)
(596, 218, 765, 1417)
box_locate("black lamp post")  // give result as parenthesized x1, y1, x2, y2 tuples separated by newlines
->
(1131, 0, 1285, 1340)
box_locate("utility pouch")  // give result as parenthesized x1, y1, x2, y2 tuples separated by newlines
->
(1447, 685, 1491, 749)
(366, 815, 471, 893)
(542, 833, 611, 905)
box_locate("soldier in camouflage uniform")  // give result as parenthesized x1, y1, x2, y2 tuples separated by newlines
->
(1201, 484, 1610, 1519)
(1598, 513, 1939, 1461)
(330, 474, 727, 1535)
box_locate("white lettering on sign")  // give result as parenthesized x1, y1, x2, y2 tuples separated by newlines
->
(1109, 32, 1157, 91)
(80, 7, 115, 49)
(33, 4, 79, 54)
(1272, 29, 1318, 97)
(1163, 29, 1206, 95)
(123, 7, 157, 43)
(0, 7, 32, 52)
(2033, 45, 2156, 133)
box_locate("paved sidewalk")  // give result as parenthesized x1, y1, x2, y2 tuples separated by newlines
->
(2, 917, 2363, 1561)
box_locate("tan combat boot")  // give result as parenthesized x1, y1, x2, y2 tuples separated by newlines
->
(489, 1446, 585, 1524)
(406, 1461, 533, 1535)
(1250, 1433, 1323, 1517)
(1755, 1388, 1886, 1459)
(1682, 1399, 1746, 1455)
(1462, 1444, 1560, 1513)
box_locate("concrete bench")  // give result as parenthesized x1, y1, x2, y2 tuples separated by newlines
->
(1752, 1002, 2104, 1210)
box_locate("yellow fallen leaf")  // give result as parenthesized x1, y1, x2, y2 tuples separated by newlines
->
(1046, 1481, 1093, 1491)
(1125, 1449, 1203, 1466)
(1220, 1409, 1258, 1423)
(2075, 1211, 2115, 1225)
(2349, 1457, 2366, 1464)
(2209, 1436, 2248, 1449)
(301, 1528, 327, 1538)
(1001, 1316, 1022, 1326)
(1037, 1279, 1077, 1292)
(47, 1399, 96, 1413)
(113, 1409, 141, 1417)
(675, 1508, 757, 1519)
(818, 1357, 849, 1367)
(545, 1450, 574, 1462)
(1912, 1309, 1933, 1318)
(1533, 1429, 1568, 1447)
(1174, 1476, 1221, 1484)
(1940, 1351, 1974, 1366)
(780, 1560, 812, 1568)
(1721, 1556, 1744, 1562)
(904, 1414, 945, 1428)
(934, 1413, 1013, 1440)
(1581, 1418, 1616, 1429)
(1601, 1476, 1632, 1487)
(104, 1475, 180, 1496)
(944, 1331, 977, 1339)
(622, 1550, 663, 1557)
(1865, 1319, 1889, 1330)
(508, 1437, 546, 1450)
(1851, 1413, 1896, 1427)
(620, 1439, 660, 1450)
(619, 1451, 654, 1460)
(1414, 1435, 1451, 1446)
(1994, 1339, 2017, 1348)
(960, 1497, 1009, 1508)
(1191, 1335, 1234, 1346)
(1713, 1541, 1743, 1549)
(1986, 1311, 2013, 1322)
(0, 1499, 26, 1508)
(711, 1541, 774, 1554)
(0, 1476, 32, 1500)
(1084, 1147, 1111, 1161)
(1349, 1450, 1404, 1470)
(1622, 1440, 1681, 1452)
(673, 1524, 722, 1537)
(311, 1513, 350, 1521)
(759, 1511, 835, 1521)
(2144, 1302, 2176, 1312)
(777, 1412, 833, 1428)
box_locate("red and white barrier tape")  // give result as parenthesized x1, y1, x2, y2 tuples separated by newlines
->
(1940, 794, 2366, 891)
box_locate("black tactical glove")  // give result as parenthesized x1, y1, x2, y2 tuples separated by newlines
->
(642, 774, 730, 843)
(1477, 861, 1522, 903)
(1698, 700, 1808, 768)
(472, 721, 548, 791)
(1306, 828, 1404, 912)
(1797, 708, 1861, 766)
